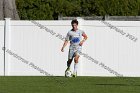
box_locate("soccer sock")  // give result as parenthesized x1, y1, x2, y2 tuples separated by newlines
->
(67, 61, 71, 68)
(74, 63, 78, 74)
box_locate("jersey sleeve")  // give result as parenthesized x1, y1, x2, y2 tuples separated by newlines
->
(65, 32, 70, 41)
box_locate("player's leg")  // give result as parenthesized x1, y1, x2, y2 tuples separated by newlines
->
(72, 47, 82, 77)
(73, 53, 80, 77)
(66, 59, 73, 71)
(65, 59, 73, 77)
(65, 49, 74, 76)
(67, 59, 72, 68)
(67, 49, 75, 69)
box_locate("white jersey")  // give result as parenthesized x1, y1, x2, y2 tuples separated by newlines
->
(65, 29, 85, 50)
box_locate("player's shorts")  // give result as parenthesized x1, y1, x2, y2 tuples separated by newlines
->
(68, 46, 82, 59)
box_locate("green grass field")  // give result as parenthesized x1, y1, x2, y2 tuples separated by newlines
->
(0, 76, 140, 93)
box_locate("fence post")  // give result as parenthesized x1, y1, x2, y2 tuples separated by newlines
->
(4, 18, 11, 76)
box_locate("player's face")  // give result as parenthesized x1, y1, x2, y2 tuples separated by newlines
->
(72, 23, 78, 31)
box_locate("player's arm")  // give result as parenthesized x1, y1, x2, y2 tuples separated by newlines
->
(79, 33, 88, 46)
(61, 40, 69, 52)
(61, 32, 70, 52)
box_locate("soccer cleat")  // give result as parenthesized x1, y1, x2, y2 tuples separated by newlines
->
(65, 67, 70, 72)
(72, 72, 77, 77)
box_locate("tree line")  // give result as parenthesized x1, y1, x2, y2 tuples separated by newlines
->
(16, 0, 140, 20)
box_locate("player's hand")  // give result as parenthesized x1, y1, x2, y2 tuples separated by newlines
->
(61, 47, 64, 52)
(79, 41, 84, 46)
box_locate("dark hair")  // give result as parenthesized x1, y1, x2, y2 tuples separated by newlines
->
(71, 19, 78, 25)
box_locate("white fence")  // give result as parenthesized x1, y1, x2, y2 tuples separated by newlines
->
(0, 18, 140, 76)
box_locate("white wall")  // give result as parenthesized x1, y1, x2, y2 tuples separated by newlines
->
(0, 21, 4, 76)
(0, 19, 140, 76)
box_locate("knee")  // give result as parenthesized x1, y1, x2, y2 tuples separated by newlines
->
(74, 58, 78, 63)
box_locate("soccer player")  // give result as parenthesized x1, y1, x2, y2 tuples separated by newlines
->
(61, 19, 88, 77)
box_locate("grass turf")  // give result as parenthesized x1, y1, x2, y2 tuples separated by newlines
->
(0, 76, 140, 93)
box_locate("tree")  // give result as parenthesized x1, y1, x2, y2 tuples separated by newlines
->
(0, 0, 20, 20)
(10, 0, 140, 20)
(16, 0, 53, 20)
